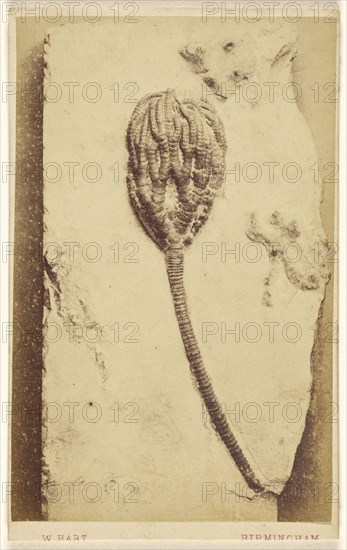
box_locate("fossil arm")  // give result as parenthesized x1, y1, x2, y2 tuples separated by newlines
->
(126, 89, 264, 493)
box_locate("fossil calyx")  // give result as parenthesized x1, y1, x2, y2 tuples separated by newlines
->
(126, 89, 226, 251)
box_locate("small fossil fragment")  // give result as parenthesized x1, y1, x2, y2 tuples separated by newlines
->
(126, 89, 265, 493)
(247, 211, 331, 296)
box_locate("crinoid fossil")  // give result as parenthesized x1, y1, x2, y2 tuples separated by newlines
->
(126, 89, 265, 493)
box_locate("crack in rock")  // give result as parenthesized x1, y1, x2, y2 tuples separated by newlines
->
(43, 250, 108, 384)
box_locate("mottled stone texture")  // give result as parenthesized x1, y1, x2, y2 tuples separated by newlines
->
(12, 42, 44, 521)
(42, 19, 329, 520)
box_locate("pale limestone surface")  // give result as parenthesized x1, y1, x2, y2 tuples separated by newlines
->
(42, 19, 328, 520)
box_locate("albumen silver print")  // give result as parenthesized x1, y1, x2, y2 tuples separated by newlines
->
(4, 0, 340, 545)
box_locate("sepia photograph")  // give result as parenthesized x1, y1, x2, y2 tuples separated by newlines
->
(1, 0, 344, 546)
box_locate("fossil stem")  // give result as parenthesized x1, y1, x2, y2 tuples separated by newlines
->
(165, 246, 265, 493)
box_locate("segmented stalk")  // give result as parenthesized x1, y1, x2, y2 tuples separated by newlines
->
(166, 246, 264, 493)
